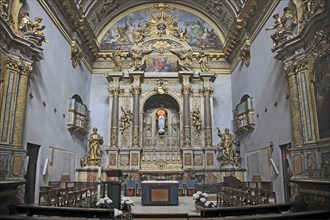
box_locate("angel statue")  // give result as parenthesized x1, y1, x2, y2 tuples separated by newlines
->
(128, 48, 153, 70)
(110, 47, 125, 71)
(119, 107, 133, 134)
(266, 7, 297, 48)
(169, 49, 193, 70)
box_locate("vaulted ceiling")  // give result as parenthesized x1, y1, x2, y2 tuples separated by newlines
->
(41, 0, 277, 68)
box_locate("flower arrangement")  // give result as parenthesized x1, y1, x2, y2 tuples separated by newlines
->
(193, 191, 216, 208)
(95, 196, 113, 208)
(120, 196, 134, 211)
(193, 191, 208, 206)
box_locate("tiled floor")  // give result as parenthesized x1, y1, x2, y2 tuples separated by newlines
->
(131, 196, 202, 217)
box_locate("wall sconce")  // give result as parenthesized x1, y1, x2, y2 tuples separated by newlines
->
(269, 141, 274, 154)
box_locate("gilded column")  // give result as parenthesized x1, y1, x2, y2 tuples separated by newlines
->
(200, 73, 215, 148)
(107, 74, 123, 148)
(182, 86, 191, 147)
(203, 87, 213, 148)
(286, 64, 303, 146)
(12, 61, 31, 147)
(131, 86, 141, 148)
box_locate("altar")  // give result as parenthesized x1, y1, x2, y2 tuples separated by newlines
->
(141, 181, 179, 206)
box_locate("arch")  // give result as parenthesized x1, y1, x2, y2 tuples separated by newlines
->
(143, 93, 180, 112)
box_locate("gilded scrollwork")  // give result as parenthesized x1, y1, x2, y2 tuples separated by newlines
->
(71, 41, 83, 68)
(0, 0, 9, 18)
(239, 40, 251, 67)
(191, 109, 202, 133)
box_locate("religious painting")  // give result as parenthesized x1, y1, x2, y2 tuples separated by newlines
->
(145, 55, 177, 72)
(100, 7, 223, 50)
(314, 55, 330, 139)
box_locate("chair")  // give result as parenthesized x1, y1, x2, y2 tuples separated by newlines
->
(136, 179, 142, 196)
(125, 180, 136, 197)
(178, 180, 185, 196)
(185, 179, 196, 196)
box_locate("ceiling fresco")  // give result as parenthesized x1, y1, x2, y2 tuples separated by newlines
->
(99, 6, 223, 51)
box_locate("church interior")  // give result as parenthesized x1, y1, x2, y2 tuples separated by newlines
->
(0, 0, 329, 219)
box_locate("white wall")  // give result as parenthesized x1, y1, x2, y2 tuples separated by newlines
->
(230, 1, 293, 203)
(212, 74, 233, 146)
(23, 1, 92, 203)
(89, 74, 109, 159)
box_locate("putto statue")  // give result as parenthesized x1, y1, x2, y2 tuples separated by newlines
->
(266, 7, 297, 48)
(217, 127, 238, 166)
(197, 45, 210, 71)
(18, 11, 47, 46)
(80, 127, 104, 167)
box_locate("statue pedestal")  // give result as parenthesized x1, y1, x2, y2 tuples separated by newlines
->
(218, 165, 246, 182)
(76, 165, 103, 182)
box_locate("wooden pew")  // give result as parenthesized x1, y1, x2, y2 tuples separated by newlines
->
(15, 204, 114, 219)
(200, 203, 292, 218)
(210, 209, 330, 219)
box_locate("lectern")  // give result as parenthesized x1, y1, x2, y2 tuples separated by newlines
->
(104, 169, 123, 209)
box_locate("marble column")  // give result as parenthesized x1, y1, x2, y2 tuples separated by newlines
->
(200, 73, 216, 148)
(180, 73, 193, 148)
(106, 73, 123, 148)
(129, 72, 143, 149)
(12, 63, 31, 147)
(286, 65, 303, 146)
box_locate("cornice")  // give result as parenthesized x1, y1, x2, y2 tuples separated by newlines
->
(224, 0, 278, 66)
(0, 17, 43, 63)
(39, 0, 98, 71)
(273, 3, 330, 63)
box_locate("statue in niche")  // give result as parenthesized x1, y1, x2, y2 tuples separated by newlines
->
(87, 127, 103, 166)
(156, 108, 167, 135)
(217, 127, 237, 165)
(197, 45, 210, 71)
(119, 107, 133, 134)
(191, 109, 202, 133)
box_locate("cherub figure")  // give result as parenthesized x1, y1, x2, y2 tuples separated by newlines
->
(197, 45, 210, 71)
(111, 47, 125, 71)
(169, 49, 193, 70)
(128, 48, 153, 70)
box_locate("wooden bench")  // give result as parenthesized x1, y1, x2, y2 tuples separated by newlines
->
(209, 209, 330, 219)
(39, 181, 97, 207)
(15, 204, 114, 219)
(200, 203, 292, 218)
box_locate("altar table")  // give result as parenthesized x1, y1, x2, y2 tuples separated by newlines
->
(141, 181, 179, 206)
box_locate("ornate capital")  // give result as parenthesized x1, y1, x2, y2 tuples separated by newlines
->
(181, 86, 191, 95)
(130, 86, 141, 95)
